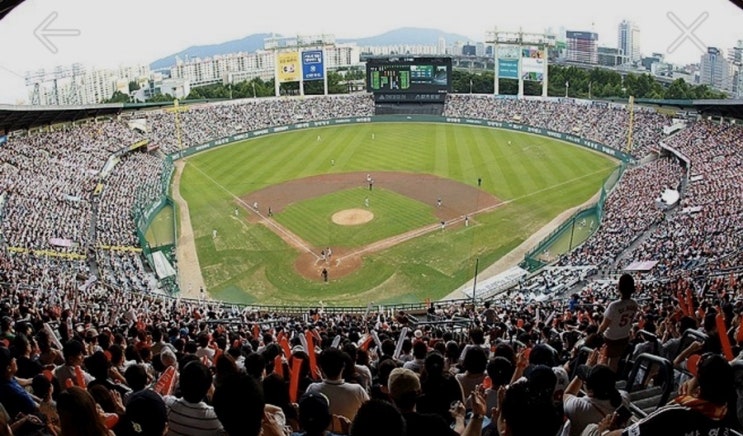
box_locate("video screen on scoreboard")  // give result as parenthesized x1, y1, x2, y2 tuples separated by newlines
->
(366, 57, 452, 94)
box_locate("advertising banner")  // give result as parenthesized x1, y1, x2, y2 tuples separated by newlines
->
(497, 45, 520, 79)
(277, 51, 300, 83)
(302, 50, 324, 81)
(521, 58, 544, 81)
(521, 48, 544, 81)
(497, 45, 520, 59)
(498, 59, 519, 79)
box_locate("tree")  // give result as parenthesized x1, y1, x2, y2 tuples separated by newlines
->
(186, 87, 203, 100)
(664, 79, 690, 99)
(148, 93, 175, 103)
(128, 81, 140, 93)
(104, 90, 130, 103)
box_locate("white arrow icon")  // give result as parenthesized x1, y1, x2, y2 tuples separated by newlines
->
(34, 12, 81, 54)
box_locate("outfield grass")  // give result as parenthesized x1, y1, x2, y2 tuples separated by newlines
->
(178, 122, 618, 305)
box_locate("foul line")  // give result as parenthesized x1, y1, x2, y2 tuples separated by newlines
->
(335, 166, 615, 264)
(187, 161, 613, 265)
(185, 161, 320, 259)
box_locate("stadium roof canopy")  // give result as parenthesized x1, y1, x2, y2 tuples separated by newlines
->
(0, 101, 179, 133)
(0, 0, 26, 21)
(0, 97, 741, 133)
(0, 103, 125, 133)
(612, 98, 743, 120)
(685, 99, 743, 120)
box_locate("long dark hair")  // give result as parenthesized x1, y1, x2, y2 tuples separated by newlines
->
(57, 387, 110, 436)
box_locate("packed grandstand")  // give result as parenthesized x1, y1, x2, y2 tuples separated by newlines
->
(0, 94, 742, 435)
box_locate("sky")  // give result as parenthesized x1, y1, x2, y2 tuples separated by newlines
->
(0, 0, 740, 104)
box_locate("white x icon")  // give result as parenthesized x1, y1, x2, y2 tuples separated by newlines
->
(666, 11, 709, 54)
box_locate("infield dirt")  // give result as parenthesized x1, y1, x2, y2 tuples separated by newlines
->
(239, 171, 501, 281)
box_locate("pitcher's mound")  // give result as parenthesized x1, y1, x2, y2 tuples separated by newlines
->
(332, 209, 374, 226)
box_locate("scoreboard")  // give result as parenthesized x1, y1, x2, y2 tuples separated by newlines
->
(366, 57, 451, 102)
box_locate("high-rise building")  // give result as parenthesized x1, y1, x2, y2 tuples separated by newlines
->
(25, 63, 151, 105)
(598, 47, 623, 67)
(475, 42, 486, 57)
(437, 37, 447, 55)
(617, 20, 641, 64)
(462, 43, 476, 56)
(729, 40, 743, 97)
(170, 44, 361, 87)
(566, 31, 598, 64)
(700, 47, 732, 92)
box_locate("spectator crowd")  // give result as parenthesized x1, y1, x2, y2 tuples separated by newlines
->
(0, 270, 742, 435)
(0, 94, 742, 435)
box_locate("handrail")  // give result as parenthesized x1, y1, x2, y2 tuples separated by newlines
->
(677, 329, 709, 358)
(625, 353, 675, 415)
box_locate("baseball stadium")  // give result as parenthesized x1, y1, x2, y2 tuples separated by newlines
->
(1, 0, 743, 434)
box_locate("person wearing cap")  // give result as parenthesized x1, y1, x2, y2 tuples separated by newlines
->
(605, 353, 736, 435)
(291, 392, 346, 436)
(305, 348, 369, 422)
(120, 389, 168, 436)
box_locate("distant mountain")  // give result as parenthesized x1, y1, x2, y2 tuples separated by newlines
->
(150, 33, 273, 71)
(149, 27, 475, 71)
(338, 27, 474, 48)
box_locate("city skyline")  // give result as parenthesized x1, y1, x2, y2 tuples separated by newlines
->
(0, 0, 740, 104)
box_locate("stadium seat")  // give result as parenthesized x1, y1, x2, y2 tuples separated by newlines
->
(620, 353, 675, 416)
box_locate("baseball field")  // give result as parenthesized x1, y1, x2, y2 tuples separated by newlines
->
(173, 122, 618, 306)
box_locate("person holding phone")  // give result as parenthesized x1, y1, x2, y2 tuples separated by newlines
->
(580, 405, 632, 436)
(563, 350, 630, 436)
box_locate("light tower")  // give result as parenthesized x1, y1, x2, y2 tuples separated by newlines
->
(24, 65, 84, 105)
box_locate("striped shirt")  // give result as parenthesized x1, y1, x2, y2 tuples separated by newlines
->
(164, 396, 226, 436)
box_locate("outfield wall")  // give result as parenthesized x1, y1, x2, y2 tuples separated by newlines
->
(167, 115, 636, 164)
